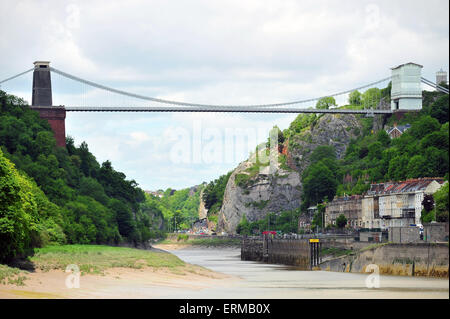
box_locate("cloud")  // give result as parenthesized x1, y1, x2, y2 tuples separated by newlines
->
(0, 0, 448, 189)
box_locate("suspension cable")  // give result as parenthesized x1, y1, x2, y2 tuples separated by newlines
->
(0, 68, 34, 85)
(421, 77, 449, 94)
(50, 66, 391, 108)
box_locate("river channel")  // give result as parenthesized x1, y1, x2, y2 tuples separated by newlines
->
(169, 247, 449, 299)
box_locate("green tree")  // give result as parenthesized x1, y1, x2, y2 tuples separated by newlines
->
(434, 183, 449, 222)
(289, 114, 317, 134)
(309, 145, 336, 164)
(376, 130, 391, 148)
(316, 97, 336, 110)
(362, 88, 381, 109)
(302, 162, 337, 209)
(236, 215, 251, 235)
(387, 155, 409, 181)
(348, 90, 362, 105)
(110, 199, 135, 238)
(202, 172, 232, 214)
(429, 95, 449, 124)
(406, 155, 427, 179)
(408, 116, 440, 140)
(336, 214, 347, 228)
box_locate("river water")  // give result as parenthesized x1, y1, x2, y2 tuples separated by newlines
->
(169, 248, 449, 299)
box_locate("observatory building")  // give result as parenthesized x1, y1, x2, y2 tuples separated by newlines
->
(390, 62, 423, 111)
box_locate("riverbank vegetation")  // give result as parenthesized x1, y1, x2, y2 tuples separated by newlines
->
(0, 244, 190, 286)
(158, 236, 241, 247)
(143, 185, 204, 232)
(0, 90, 165, 262)
(0, 264, 27, 285)
(29, 244, 185, 275)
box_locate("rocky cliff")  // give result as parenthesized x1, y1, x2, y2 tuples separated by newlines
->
(217, 113, 363, 233)
(198, 188, 208, 219)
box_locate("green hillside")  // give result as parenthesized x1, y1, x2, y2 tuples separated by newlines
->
(0, 90, 164, 261)
(237, 87, 449, 234)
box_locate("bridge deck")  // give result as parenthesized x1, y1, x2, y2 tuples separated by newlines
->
(50, 106, 393, 114)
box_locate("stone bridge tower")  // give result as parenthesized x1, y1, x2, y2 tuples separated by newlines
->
(30, 61, 66, 147)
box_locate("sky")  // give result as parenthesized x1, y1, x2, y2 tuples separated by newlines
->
(0, 0, 448, 191)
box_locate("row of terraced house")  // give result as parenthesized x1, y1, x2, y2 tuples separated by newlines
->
(324, 178, 446, 230)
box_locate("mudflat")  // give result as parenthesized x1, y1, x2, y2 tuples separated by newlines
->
(1, 245, 448, 299)
(0, 263, 235, 299)
(0, 244, 237, 299)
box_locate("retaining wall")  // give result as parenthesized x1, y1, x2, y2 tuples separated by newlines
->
(319, 243, 449, 277)
(241, 238, 311, 269)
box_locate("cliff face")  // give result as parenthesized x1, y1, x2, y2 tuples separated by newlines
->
(288, 114, 362, 171)
(217, 158, 302, 233)
(217, 113, 362, 234)
(198, 188, 208, 219)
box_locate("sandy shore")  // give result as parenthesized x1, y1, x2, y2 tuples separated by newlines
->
(0, 247, 237, 299)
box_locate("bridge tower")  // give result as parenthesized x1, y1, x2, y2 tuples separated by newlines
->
(390, 62, 423, 111)
(30, 61, 66, 147)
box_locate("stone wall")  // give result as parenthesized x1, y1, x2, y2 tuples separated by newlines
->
(319, 243, 449, 277)
(241, 238, 264, 262)
(388, 226, 420, 243)
(359, 231, 383, 242)
(241, 238, 311, 269)
(389, 224, 449, 243)
(267, 239, 310, 268)
(424, 222, 449, 242)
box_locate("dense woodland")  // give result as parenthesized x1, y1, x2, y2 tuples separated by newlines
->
(0, 90, 165, 262)
(145, 186, 204, 232)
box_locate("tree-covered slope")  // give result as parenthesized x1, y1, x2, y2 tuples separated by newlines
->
(0, 90, 165, 261)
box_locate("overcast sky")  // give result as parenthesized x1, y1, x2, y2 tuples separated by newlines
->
(0, 0, 448, 191)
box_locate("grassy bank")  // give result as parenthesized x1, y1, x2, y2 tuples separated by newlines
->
(0, 264, 28, 286)
(27, 245, 185, 275)
(0, 244, 187, 285)
(158, 235, 242, 247)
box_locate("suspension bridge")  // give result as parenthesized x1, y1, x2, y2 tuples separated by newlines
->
(0, 61, 448, 146)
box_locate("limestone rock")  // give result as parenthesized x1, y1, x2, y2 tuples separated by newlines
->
(217, 113, 363, 234)
(198, 188, 208, 219)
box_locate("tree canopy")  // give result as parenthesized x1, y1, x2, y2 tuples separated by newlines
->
(0, 90, 165, 260)
(316, 97, 336, 110)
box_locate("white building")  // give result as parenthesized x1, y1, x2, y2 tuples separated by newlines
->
(391, 62, 423, 111)
(362, 178, 445, 230)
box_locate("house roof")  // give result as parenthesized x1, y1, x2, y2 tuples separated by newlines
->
(367, 178, 445, 195)
(386, 124, 411, 135)
(391, 62, 423, 70)
(331, 195, 363, 202)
